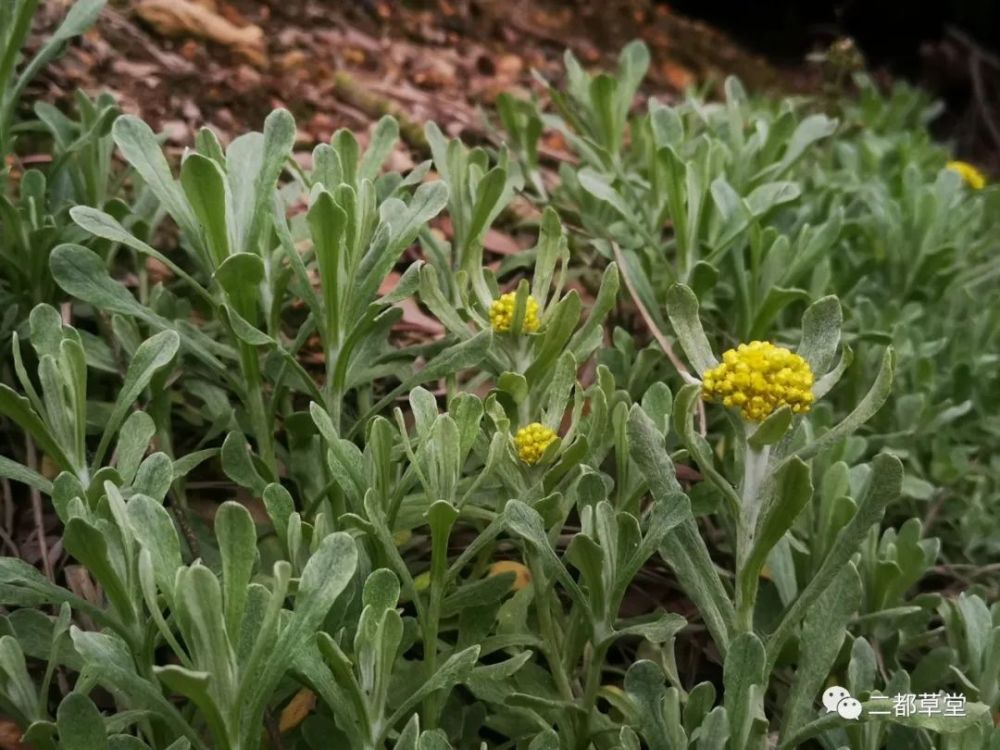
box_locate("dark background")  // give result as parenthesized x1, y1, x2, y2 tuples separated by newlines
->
(667, 0, 1000, 166)
(667, 0, 1000, 69)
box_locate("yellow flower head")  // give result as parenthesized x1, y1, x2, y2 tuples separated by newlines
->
(490, 292, 540, 333)
(946, 160, 986, 190)
(701, 341, 814, 422)
(514, 422, 557, 465)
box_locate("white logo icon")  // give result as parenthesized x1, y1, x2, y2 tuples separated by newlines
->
(821, 686, 862, 720)
(837, 697, 863, 720)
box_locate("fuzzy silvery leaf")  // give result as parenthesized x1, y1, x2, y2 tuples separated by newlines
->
(55, 692, 107, 750)
(215, 502, 258, 643)
(779, 562, 862, 740)
(665, 284, 718, 376)
(797, 295, 842, 376)
(723, 632, 767, 750)
(766, 453, 902, 672)
(71, 629, 205, 749)
(627, 404, 734, 652)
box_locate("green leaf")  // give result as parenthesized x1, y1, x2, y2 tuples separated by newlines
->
(623, 661, 673, 750)
(215, 253, 265, 301)
(133, 453, 174, 502)
(154, 666, 228, 749)
(50, 244, 225, 372)
(356, 330, 492, 430)
(779, 562, 862, 740)
(221, 431, 268, 495)
(49, 244, 156, 326)
(0, 455, 52, 494)
(56, 693, 107, 750)
(745, 181, 801, 216)
(797, 296, 842, 376)
(578, 169, 632, 219)
(0, 385, 73, 473)
(738, 457, 811, 608)
(762, 114, 838, 180)
(614, 613, 687, 644)
(126, 495, 182, 599)
(384, 180, 450, 257)
(723, 632, 766, 750)
(215, 502, 257, 642)
(627, 405, 734, 653)
(69, 208, 212, 303)
(672, 384, 740, 516)
(94, 331, 180, 467)
(525, 291, 581, 381)
(748, 406, 793, 449)
(242, 539, 356, 740)
(359, 116, 399, 181)
(0, 635, 39, 723)
(682, 681, 716, 736)
(180, 153, 230, 267)
(63, 517, 135, 624)
(749, 287, 809, 340)
(382, 646, 481, 740)
(263, 483, 295, 554)
(8, 0, 106, 118)
(640, 382, 673, 435)
(0, 559, 107, 626)
(71, 629, 205, 750)
(108, 736, 152, 750)
(503, 500, 584, 606)
(115, 411, 155, 485)
(245, 109, 295, 254)
(112, 116, 199, 241)
(780, 697, 993, 748)
(466, 167, 508, 246)
(790, 348, 894, 463)
(766, 453, 902, 671)
(665, 284, 718, 375)
(696, 707, 730, 749)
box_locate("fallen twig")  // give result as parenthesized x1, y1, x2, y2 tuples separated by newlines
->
(25, 437, 53, 582)
(611, 241, 707, 435)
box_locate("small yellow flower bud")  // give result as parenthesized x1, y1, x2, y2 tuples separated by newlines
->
(488, 560, 533, 591)
(513, 422, 557, 465)
(946, 160, 986, 190)
(701, 341, 814, 422)
(489, 292, 540, 333)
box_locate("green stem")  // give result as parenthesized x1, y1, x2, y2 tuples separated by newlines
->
(735, 442, 770, 632)
(421, 511, 454, 729)
(237, 340, 277, 476)
(579, 640, 611, 750)
(528, 552, 579, 742)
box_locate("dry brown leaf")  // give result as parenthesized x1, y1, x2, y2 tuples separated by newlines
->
(279, 688, 316, 733)
(395, 298, 445, 336)
(0, 718, 27, 750)
(483, 228, 523, 256)
(136, 0, 267, 68)
(488, 560, 532, 591)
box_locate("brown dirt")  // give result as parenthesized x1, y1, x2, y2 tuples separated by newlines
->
(25, 0, 790, 160)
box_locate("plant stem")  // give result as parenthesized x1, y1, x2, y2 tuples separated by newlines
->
(579, 640, 611, 750)
(735, 441, 770, 632)
(238, 341, 277, 476)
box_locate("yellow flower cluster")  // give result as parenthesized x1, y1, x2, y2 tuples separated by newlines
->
(489, 292, 540, 333)
(946, 160, 986, 190)
(514, 422, 557, 465)
(701, 341, 814, 422)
